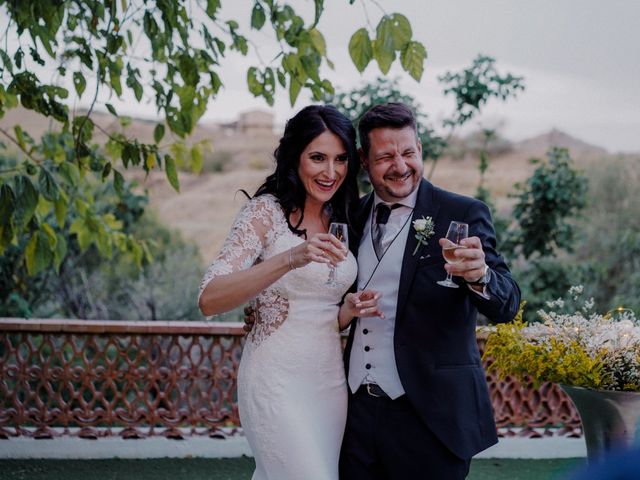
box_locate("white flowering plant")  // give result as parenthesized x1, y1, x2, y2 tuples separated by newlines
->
(484, 286, 640, 392)
(412, 216, 435, 255)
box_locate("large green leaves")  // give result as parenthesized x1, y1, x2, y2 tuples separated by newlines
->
(349, 28, 373, 73)
(251, 3, 266, 30)
(13, 175, 39, 228)
(350, 14, 424, 79)
(25, 231, 53, 275)
(165, 155, 180, 192)
(401, 41, 427, 81)
(0, 0, 428, 285)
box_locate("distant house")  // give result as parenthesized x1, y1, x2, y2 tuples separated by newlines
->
(235, 110, 275, 136)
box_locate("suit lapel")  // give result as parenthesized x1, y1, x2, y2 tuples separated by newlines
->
(355, 192, 374, 237)
(395, 179, 440, 322)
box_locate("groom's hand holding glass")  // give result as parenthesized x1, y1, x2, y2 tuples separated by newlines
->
(438, 235, 488, 292)
(337, 290, 384, 330)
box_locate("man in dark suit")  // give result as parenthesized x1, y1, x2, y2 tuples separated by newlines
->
(339, 103, 521, 479)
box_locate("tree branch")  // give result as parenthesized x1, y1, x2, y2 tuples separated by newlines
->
(0, 127, 42, 165)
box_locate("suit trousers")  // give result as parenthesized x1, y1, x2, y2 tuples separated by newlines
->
(339, 387, 471, 480)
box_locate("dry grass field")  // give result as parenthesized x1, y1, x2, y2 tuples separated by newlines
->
(140, 128, 607, 265)
(1, 107, 614, 266)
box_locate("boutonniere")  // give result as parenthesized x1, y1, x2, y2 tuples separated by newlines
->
(412, 216, 435, 255)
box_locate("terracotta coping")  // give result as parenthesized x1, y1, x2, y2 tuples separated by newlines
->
(0, 318, 245, 335)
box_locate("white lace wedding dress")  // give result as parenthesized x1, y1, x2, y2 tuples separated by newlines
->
(199, 194, 357, 480)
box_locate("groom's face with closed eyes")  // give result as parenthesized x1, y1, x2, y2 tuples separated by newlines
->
(361, 126, 423, 203)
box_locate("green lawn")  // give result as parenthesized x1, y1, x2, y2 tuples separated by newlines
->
(0, 457, 585, 479)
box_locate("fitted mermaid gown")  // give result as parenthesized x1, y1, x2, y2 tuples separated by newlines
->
(199, 194, 357, 480)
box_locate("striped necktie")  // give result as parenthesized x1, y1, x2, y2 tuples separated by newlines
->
(373, 203, 401, 260)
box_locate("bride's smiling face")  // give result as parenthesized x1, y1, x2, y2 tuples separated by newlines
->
(298, 130, 349, 207)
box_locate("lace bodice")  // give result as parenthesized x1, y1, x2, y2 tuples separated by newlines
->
(199, 194, 356, 346)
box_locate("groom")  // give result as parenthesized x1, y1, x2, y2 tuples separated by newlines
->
(339, 103, 520, 479)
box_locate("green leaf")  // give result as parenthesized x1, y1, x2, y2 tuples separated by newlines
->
(309, 28, 326, 56)
(113, 169, 124, 196)
(103, 103, 116, 117)
(289, 78, 302, 106)
(300, 56, 321, 83)
(69, 218, 92, 251)
(145, 152, 157, 170)
(312, 0, 324, 27)
(25, 232, 53, 275)
(247, 67, 263, 96)
(54, 196, 67, 227)
(387, 13, 412, 50)
(349, 28, 373, 73)
(178, 53, 199, 87)
(72, 116, 94, 143)
(400, 41, 427, 81)
(0, 183, 16, 226)
(320, 79, 334, 95)
(165, 155, 180, 192)
(14, 125, 26, 151)
(0, 50, 13, 74)
(38, 167, 60, 201)
(206, 0, 221, 17)
(372, 38, 395, 75)
(277, 69, 286, 87)
(59, 162, 80, 188)
(251, 3, 266, 30)
(190, 144, 203, 174)
(73, 71, 86, 97)
(154, 124, 165, 143)
(42, 223, 57, 247)
(376, 16, 396, 51)
(53, 232, 67, 273)
(95, 230, 112, 258)
(14, 48, 23, 69)
(102, 161, 112, 180)
(0, 223, 14, 253)
(126, 66, 144, 101)
(129, 238, 143, 268)
(13, 175, 39, 227)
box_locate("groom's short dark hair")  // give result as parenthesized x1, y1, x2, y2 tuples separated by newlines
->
(358, 103, 418, 156)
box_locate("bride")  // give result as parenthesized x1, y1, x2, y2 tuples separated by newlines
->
(198, 105, 382, 480)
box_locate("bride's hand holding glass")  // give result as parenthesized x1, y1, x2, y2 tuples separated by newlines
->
(288, 232, 347, 269)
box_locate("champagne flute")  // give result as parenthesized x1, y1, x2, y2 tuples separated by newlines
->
(436, 221, 469, 288)
(326, 222, 349, 285)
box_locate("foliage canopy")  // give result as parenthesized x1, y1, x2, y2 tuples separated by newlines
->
(0, 0, 426, 280)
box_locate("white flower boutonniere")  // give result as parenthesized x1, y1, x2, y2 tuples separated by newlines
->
(412, 216, 435, 255)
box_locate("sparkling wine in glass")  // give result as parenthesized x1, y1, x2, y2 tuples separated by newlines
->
(437, 221, 469, 288)
(327, 222, 348, 285)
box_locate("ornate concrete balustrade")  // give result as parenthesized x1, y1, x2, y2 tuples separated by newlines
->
(0, 319, 581, 439)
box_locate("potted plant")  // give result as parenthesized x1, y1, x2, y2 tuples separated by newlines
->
(484, 286, 640, 462)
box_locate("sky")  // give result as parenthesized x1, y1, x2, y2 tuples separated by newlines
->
(198, 0, 640, 153)
(4, 1, 639, 152)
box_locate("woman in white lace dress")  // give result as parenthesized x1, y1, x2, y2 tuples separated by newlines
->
(198, 105, 382, 480)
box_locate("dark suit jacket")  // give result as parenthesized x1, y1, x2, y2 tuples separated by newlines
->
(344, 179, 521, 459)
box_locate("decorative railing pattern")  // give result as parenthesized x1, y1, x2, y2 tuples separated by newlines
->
(0, 319, 581, 439)
(0, 319, 243, 439)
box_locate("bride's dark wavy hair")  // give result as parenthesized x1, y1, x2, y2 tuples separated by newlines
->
(254, 104, 360, 243)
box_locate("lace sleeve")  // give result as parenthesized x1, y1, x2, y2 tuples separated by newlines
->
(198, 195, 283, 300)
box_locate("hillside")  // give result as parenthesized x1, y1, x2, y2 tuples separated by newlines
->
(1, 107, 625, 264)
(513, 128, 608, 159)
